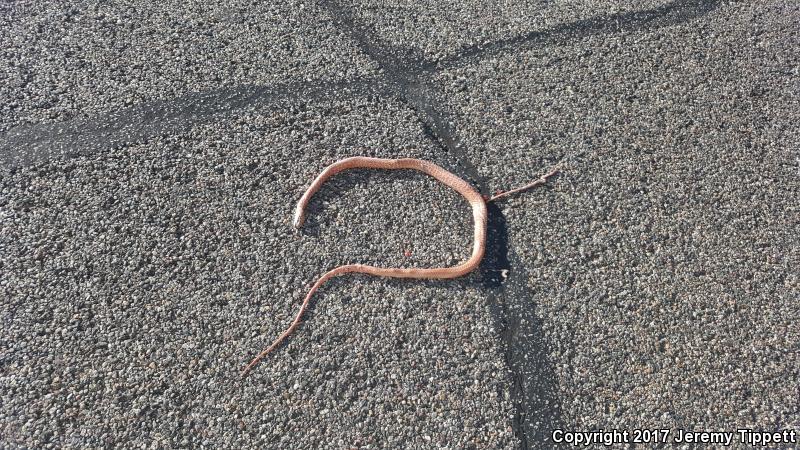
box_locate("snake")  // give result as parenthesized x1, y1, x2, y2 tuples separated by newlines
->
(241, 156, 558, 376)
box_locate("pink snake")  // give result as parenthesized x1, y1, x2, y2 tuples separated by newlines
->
(242, 156, 558, 376)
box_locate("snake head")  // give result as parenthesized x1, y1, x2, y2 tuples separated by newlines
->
(292, 206, 305, 228)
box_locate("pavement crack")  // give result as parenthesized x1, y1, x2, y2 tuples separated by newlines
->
(427, 0, 721, 72)
(481, 203, 564, 450)
(0, 77, 390, 169)
(321, 2, 567, 448)
(1, 0, 720, 172)
(320, 0, 488, 192)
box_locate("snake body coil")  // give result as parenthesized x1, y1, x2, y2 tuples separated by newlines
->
(242, 156, 558, 376)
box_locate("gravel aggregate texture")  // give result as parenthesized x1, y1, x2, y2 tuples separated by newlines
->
(338, 0, 674, 62)
(425, 0, 800, 440)
(0, 0, 379, 132)
(2, 0, 799, 449)
(2, 95, 516, 448)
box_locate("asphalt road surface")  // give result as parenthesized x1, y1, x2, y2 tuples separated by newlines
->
(1, 1, 798, 449)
